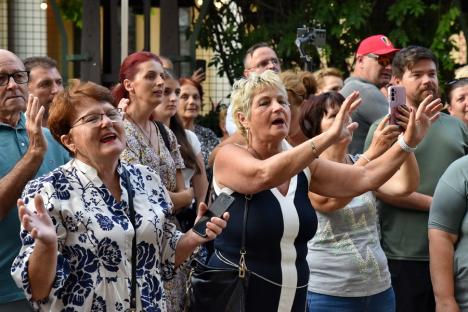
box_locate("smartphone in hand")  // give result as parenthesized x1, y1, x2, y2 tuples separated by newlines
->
(388, 85, 406, 125)
(192, 193, 234, 238)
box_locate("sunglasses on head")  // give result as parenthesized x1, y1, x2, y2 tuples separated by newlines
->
(446, 77, 468, 87)
(366, 53, 393, 67)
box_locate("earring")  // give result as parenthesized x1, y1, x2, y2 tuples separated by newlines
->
(246, 127, 250, 148)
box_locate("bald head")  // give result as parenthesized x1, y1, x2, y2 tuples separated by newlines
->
(0, 49, 24, 68)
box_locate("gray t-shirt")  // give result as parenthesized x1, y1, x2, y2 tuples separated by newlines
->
(429, 155, 468, 310)
(307, 155, 391, 297)
(340, 76, 388, 154)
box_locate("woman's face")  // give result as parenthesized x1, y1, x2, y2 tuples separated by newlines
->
(242, 86, 290, 142)
(448, 85, 468, 125)
(178, 83, 201, 120)
(64, 99, 125, 166)
(126, 60, 165, 108)
(154, 78, 180, 121)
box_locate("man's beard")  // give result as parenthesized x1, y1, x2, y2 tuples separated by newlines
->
(414, 87, 438, 106)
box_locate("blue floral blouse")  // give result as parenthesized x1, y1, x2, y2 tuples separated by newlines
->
(11, 159, 182, 312)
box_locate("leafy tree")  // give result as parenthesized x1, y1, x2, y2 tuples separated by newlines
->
(194, 0, 467, 86)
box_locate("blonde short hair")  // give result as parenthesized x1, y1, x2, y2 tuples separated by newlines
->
(231, 70, 287, 137)
(313, 67, 343, 90)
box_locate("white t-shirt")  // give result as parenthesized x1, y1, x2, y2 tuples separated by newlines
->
(182, 129, 202, 188)
(225, 103, 238, 136)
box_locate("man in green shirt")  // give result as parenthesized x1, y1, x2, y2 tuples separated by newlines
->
(364, 46, 468, 312)
(0, 50, 68, 311)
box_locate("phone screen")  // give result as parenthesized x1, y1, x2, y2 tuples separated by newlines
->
(192, 193, 234, 237)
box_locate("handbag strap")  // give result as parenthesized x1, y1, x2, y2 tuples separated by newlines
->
(123, 169, 137, 311)
(238, 194, 250, 278)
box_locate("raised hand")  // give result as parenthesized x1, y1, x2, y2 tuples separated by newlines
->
(367, 115, 401, 159)
(191, 68, 206, 84)
(25, 95, 47, 157)
(327, 91, 361, 142)
(18, 195, 57, 246)
(402, 95, 442, 147)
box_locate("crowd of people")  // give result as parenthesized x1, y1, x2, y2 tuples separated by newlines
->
(0, 31, 468, 312)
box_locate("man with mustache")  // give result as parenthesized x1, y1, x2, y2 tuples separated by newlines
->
(365, 46, 468, 312)
(341, 34, 399, 154)
(23, 56, 64, 128)
(0, 49, 68, 311)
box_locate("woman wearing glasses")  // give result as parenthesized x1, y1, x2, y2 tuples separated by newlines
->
(11, 80, 227, 311)
(446, 78, 468, 126)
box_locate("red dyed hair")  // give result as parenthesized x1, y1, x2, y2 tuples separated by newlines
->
(179, 77, 204, 101)
(112, 51, 162, 103)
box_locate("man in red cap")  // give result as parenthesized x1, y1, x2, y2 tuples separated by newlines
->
(341, 34, 399, 154)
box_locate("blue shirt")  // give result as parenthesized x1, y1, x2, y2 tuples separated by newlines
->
(0, 113, 69, 304)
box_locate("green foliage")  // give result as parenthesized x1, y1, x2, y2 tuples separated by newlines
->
(195, 0, 465, 88)
(58, 0, 83, 28)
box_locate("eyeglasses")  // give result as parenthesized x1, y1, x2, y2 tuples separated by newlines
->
(366, 54, 393, 67)
(0, 71, 30, 86)
(250, 57, 281, 70)
(71, 108, 123, 128)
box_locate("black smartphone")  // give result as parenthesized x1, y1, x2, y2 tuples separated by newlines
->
(195, 59, 206, 73)
(192, 193, 234, 238)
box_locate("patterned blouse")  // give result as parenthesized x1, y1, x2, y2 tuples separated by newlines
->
(121, 120, 185, 192)
(193, 124, 219, 170)
(11, 159, 182, 312)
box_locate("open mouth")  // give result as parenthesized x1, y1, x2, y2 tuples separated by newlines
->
(154, 90, 163, 96)
(100, 133, 117, 143)
(272, 117, 286, 126)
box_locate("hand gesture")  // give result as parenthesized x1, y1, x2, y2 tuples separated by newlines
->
(366, 115, 401, 159)
(191, 68, 206, 84)
(26, 95, 47, 157)
(118, 98, 130, 115)
(402, 95, 442, 147)
(191, 202, 229, 244)
(327, 91, 361, 142)
(18, 194, 57, 246)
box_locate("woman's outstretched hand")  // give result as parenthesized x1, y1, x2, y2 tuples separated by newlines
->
(18, 194, 57, 246)
(327, 91, 361, 143)
(366, 115, 401, 159)
(401, 95, 442, 147)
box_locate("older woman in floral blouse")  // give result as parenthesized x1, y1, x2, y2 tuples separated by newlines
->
(11, 80, 227, 312)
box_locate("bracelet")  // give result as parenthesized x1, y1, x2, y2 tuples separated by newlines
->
(360, 154, 370, 163)
(398, 135, 417, 153)
(309, 140, 318, 158)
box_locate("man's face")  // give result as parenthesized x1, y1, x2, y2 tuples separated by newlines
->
(356, 53, 394, 88)
(244, 47, 281, 77)
(28, 66, 63, 112)
(0, 51, 28, 119)
(396, 59, 438, 107)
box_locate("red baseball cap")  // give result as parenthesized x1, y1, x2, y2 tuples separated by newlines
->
(356, 35, 399, 56)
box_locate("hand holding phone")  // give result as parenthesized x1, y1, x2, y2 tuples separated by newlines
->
(192, 193, 234, 238)
(388, 86, 406, 125)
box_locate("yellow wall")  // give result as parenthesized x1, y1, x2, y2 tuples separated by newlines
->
(135, 8, 160, 53)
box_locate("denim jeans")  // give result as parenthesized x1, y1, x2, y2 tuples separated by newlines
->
(306, 287, 395, 312)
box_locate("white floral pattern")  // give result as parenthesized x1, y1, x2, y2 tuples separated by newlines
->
(11, 159, 182, 312)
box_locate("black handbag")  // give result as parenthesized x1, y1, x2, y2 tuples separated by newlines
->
(187, 195, 250, 312)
